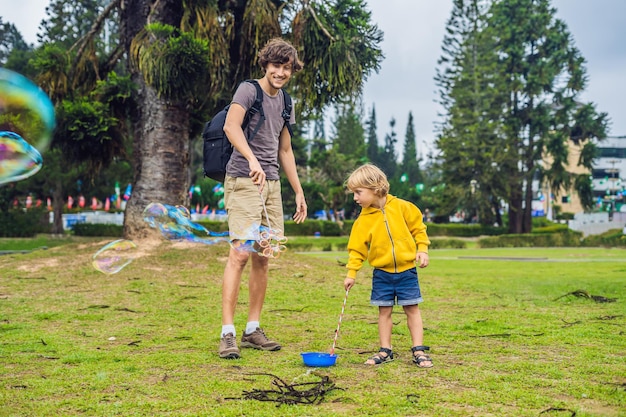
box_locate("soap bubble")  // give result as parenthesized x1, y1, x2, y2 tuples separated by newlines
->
(0, 68, 55, 153)
(92, 239, 138, 274)
(143, 202, 229, 244)
(0, 131, 43, 185)
(229, 224, 288, 258)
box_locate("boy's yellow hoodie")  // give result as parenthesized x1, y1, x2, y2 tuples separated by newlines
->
(346, 194, 430, 279)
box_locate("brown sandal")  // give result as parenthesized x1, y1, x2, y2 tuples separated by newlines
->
(365, 347, 394, 365)
(411, 345, 433, 368)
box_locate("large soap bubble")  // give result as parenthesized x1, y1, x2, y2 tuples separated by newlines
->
(143, 202, 230, 244)
(0, 68, 55, 154)
(0, 131, 43, 185)
(92, 239, 138, 274)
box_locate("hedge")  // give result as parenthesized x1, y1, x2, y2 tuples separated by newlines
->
(0, 209, 50, 237)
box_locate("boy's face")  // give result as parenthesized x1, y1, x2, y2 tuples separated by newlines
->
(263, 59, 293, 91)
(352, 187, 379, 209)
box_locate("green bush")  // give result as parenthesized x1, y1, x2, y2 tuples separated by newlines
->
(72, 223, 123, 237)
(194, 220, 229, 233)
(477, 230, 583, 248)
(430, 238, 467, 249)
(0, 208, 50, 237)
(581, 229, 626, 247)
(531, 224, 569, 234)
(426, 223, 506, 237)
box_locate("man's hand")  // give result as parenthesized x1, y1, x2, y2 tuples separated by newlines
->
(292, 193, 307, 223)
(248, 159, 266, 190)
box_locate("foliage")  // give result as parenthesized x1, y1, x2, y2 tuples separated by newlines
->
(72, 223, 124, 237)
(581, 228, 626, 247)
(0, 208, 50, 237)
(426, 223, 505, 237)
(435, 0, 609, 233)
(130, 23, 211, 102)
(292, 0, 384, 114)
(477, 229, 583, 248)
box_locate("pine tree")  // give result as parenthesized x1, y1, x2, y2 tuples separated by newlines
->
(366, 105, 379, 164)
(488, 0, 608, 232)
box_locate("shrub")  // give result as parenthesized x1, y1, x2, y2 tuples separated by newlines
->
(581, 229, 626, 247)
(426, 223, 506, 237)
(430, 239, 467, 249)
(0, 208, 50, 237)
(72, 223, 123, 237)
(477, 230, 583, 248)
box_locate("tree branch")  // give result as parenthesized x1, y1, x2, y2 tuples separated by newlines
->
(303, 0, 335, 42)
(70, 0, 122, 75)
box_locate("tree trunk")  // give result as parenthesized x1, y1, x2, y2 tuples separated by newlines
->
(123, 80, 190, 239)
(121, 0, 189, 240)
(51, 179, 64, 234)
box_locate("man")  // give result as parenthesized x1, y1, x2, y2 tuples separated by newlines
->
(218, 38, 308, 359)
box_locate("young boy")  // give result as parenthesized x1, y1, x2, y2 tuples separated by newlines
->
(344, 164, 433, 368)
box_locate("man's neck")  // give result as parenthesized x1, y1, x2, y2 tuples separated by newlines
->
(258, 77, 279, 96)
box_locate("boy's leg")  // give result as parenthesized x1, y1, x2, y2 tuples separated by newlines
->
(364, 306, 394, 365)
(377, 306, 394, 348)
(403, 304, 432, 367)
(403, 304, 424, 347)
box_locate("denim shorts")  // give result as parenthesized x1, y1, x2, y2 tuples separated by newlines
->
(371, 267, 423, 306)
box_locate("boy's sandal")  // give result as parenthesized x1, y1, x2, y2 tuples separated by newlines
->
(411, 345, 433, 368)
(365, 347, 394, 365)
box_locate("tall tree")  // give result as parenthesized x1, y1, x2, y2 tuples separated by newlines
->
(435, 0, 608, 230)
(0, 18, 31, 69)
(393, 111, 423, 204)
(488, 0, 608, 232)
(366, 104, 379, 164)
(378, 117, 398, 178)
(119, 0, 383, 238)
(401, 112, 420, 183)
(435, 0, 504, 225)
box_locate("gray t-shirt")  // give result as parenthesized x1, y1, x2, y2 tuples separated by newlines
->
(225, 81, 296, 181)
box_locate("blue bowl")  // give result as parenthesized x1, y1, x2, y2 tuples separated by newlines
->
(301, 352, 338, 367)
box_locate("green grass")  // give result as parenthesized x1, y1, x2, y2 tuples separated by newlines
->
(0, 237, 624, 416)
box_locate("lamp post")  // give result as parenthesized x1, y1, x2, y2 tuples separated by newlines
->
(470, 179, 478, 223)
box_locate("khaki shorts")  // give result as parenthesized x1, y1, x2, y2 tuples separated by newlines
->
(224, 176, 284, 240)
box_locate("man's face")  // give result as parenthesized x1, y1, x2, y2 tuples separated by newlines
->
(263, 60, 293, 91)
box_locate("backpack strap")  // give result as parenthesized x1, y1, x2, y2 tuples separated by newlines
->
(243, 79, 265, 142)
(241, 79, 293, 140)
(282, 90, 294, 138)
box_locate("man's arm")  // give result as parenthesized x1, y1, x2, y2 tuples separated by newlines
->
(277, 126, 307, 223)
(223, 103, 265, 187)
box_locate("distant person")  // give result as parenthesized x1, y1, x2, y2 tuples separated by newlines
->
(217, 38, 307, 359)
(343, 164, 433, 368)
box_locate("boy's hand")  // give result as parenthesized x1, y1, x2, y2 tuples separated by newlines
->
(416, 252, 429, 268)
(344, 277, 355, 291)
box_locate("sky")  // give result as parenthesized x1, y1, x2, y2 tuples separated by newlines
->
(3, 0, 626, 158)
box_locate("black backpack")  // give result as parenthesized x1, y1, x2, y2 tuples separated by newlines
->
(202, 79, 293, 182)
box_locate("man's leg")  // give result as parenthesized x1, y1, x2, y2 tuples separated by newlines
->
(247, 253, 269, 323)
(240, 253, 281, 351)
(219, 247, 249, 359)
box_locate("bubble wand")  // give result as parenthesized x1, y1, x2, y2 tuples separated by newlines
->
(330, 289, 349, 356)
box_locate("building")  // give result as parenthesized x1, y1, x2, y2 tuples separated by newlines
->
(533, 136, 626, 218)
(591, 136, 626, 213)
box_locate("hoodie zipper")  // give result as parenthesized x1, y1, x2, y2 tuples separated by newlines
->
(381, 208, 398, 272)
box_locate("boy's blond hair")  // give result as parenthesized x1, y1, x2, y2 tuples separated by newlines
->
(345, 164, 389, 197)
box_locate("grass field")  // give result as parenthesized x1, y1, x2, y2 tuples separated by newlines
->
(1, 237, 625, 416)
